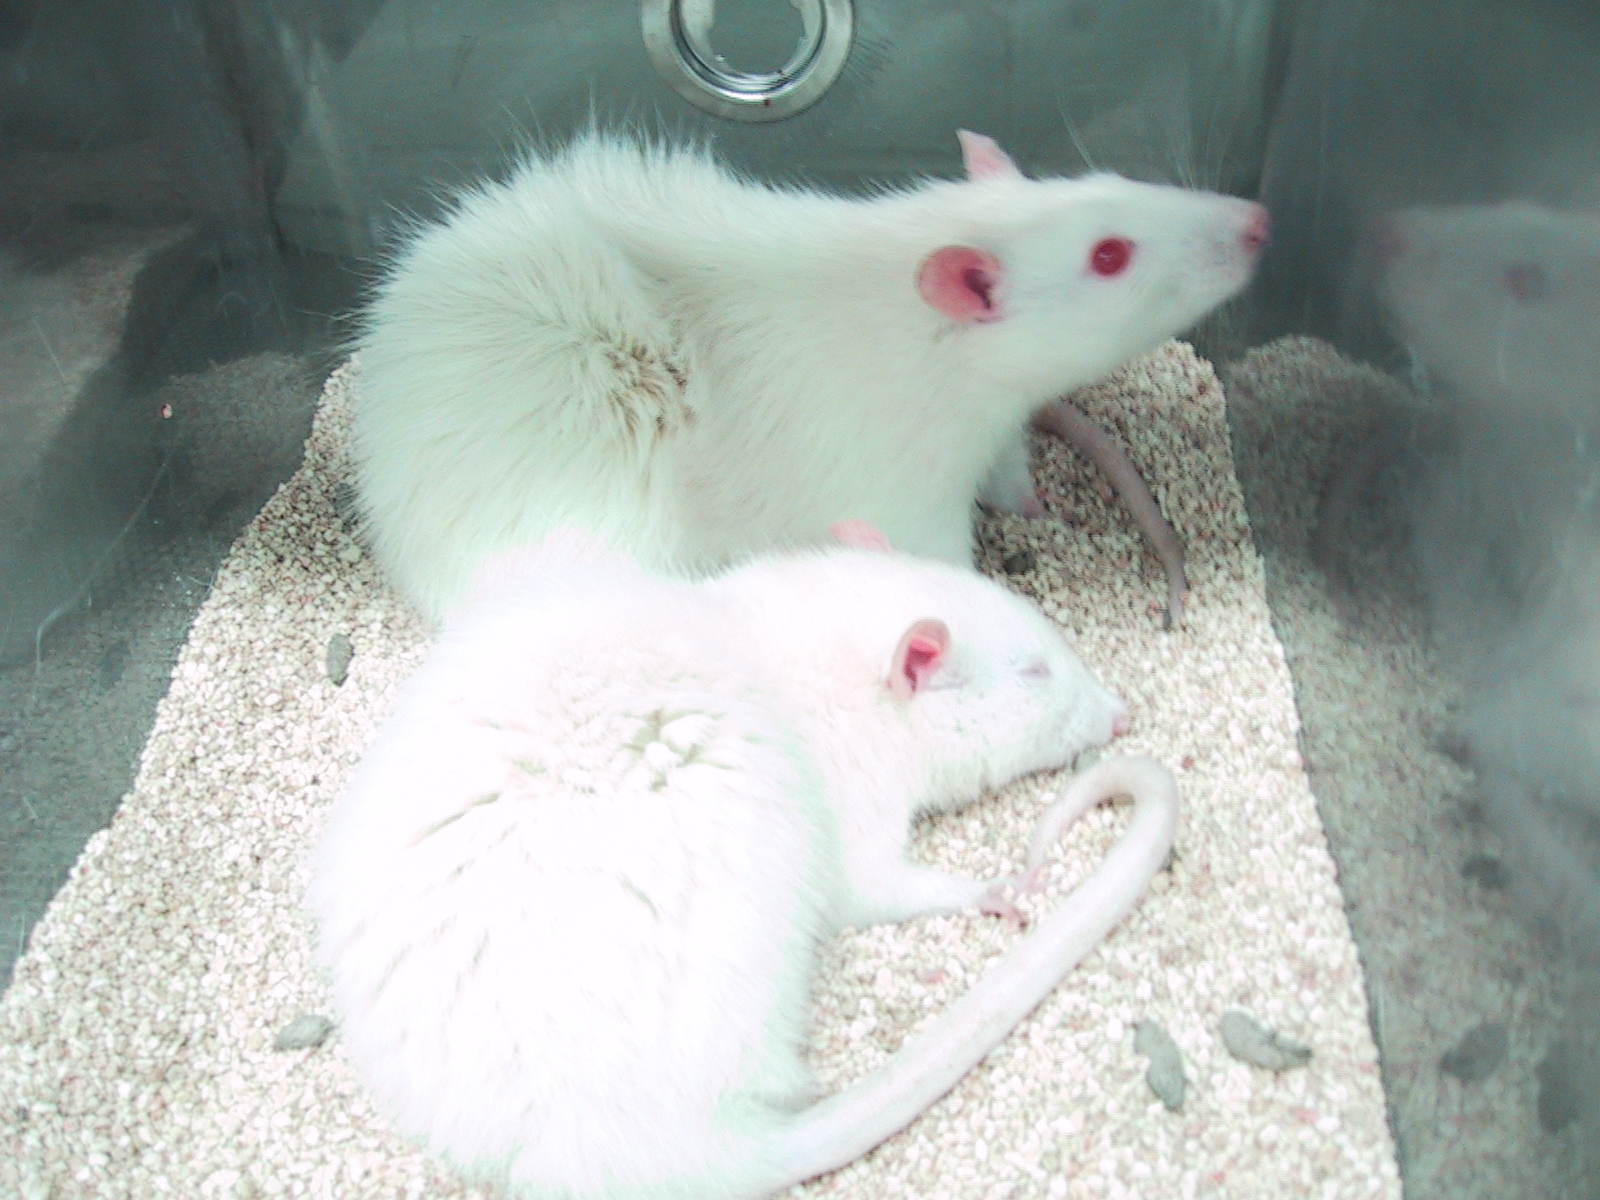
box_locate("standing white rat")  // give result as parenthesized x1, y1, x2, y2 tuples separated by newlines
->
(308, 523, 1178, 1199)
(353, 130, 1268, 627)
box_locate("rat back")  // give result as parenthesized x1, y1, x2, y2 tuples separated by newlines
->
(308, 566, 842, 1198)
(353, 147, 703, 619)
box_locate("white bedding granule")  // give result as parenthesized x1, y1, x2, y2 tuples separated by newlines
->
(0, 340, 1400, 1200)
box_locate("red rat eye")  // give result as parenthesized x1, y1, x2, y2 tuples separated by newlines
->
(1089, 237, 1134, 277)
(1504, 262, 1547, 302)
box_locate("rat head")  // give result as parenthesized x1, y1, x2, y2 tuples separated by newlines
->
(720, 522, 1128, 810)
(1374, 200, 1600, 416)
(870, 569, 1130, 809)
(915, 132, 1269, 395)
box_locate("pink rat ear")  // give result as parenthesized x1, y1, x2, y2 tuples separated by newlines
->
(888, 618, 951, 701)
(829, 519, 893, 552)
(917, 246, 1004, 323)
(957, 130, 1024, 181)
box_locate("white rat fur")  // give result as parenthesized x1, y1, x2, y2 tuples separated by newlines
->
(353, 130, 1268, 624)
(308, 526, 1178, 1199)
(1376, 200, 1600, 420)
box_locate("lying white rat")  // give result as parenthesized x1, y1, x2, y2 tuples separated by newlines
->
(354, 130, 1268, 626)
(308, 522, 1178, 1199)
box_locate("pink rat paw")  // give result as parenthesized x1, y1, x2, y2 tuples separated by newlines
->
(978, 882, 1029, 929)
(1010, 864, 1048, 896)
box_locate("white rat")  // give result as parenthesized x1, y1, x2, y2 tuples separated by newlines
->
(308, 522, 1179, 1199)
(1375, 199, 1600, 421)
(353, 130, 1268, 627)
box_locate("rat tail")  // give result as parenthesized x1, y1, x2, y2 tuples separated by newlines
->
(743, 755, 1179, 1196)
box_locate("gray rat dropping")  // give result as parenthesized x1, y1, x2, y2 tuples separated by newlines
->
(325, 634, 354, 686)
(1218, 1010, 1313, 1072)
(1440, 1020, 1509, 1085)
(1134, 1019, 1188, 1111)
(273, 1013, 334, 1052)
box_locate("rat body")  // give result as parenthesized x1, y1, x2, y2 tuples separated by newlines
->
(308, 526, 1178, 1199)
(354, 131, 1267, 625)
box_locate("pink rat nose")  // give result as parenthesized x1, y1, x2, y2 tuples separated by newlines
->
(1111, 709, 1130, 739)
(1241, 206, 1271, 255)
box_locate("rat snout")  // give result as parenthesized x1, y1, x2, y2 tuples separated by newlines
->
(1240, 205, 1271, 256)
(1203, 199, 1271, 289)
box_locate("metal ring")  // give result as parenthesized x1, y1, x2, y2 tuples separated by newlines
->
(642, 0, 854, 122)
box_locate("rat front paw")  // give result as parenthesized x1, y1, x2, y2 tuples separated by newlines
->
(990, 867, 1049, 898)
(978, 885, 1028, 929)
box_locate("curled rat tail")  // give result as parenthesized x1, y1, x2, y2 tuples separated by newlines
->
(744, 755, 1179, 1196)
